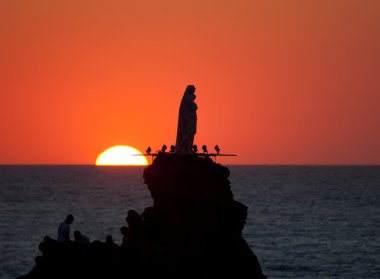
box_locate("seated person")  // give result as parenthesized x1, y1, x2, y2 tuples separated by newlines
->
(73, 230, 90, 244)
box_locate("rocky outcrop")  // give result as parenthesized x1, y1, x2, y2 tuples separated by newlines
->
(141, 154, 266, 278)
(17, 154, 266, 279)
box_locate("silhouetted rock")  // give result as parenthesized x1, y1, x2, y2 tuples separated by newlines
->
(141, 154, 266, 278)
(17, 154, 266, 279)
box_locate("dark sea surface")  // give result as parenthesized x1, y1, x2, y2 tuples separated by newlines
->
(0, 165, 379, 279)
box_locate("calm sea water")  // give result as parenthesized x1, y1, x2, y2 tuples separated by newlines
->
(0, 165, 379, 279)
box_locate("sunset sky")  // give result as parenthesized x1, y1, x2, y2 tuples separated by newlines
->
(1, 0, 379, 165)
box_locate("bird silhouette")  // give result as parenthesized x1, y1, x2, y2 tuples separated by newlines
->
(214, 145, 220, 154)
(192, 145, 198, 153)
(146, 146, 151, 155)
(161, 144, 167, 153)
(202, 145, 208, 154)
(170, 145, 175, 153)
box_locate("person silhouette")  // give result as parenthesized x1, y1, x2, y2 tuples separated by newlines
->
(57, 214, 74, 242)
(73, 230, 90, 244)
(120, 226, 129, 247)
(175, 85, 198, 154)
(105, 235, 115, 244)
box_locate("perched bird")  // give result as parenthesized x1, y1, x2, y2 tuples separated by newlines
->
(214, 145, 220, 154)
(170, 145, 175, 153)
(192, 145, 198, 153)
(202, 145, 208, 154)
(146, 146, 151, 155)
(161, 144, 167, 153)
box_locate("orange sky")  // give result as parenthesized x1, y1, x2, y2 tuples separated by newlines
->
(1, 0, 379, 165)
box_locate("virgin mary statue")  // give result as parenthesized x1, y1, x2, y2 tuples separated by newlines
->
(175, 85, 197, 154)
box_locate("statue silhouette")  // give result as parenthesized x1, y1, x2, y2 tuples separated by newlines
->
(175, 85, 197, 154)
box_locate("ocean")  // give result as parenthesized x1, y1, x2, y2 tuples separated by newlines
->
(0, 165, 379, 279)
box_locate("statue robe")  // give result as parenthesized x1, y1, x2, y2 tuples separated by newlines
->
(175, 92, 197, 154)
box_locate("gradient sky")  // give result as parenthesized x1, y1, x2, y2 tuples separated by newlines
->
(1, 0, 379, 165)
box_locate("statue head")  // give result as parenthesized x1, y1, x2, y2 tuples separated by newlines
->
(185, 85, 196, 95)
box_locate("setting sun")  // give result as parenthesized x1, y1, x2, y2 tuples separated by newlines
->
(96, 145, 148, 166)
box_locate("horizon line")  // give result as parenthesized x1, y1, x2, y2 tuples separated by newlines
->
(1, 163, 379, 167)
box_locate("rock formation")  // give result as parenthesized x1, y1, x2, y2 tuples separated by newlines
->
(17, 154, 266, 279)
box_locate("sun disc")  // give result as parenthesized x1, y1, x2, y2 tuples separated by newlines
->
(96, 145, 148, 166)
